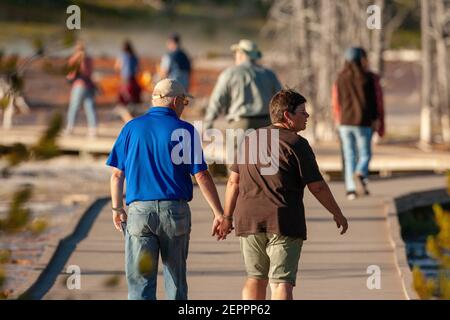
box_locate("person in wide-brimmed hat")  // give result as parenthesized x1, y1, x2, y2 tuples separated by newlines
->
(204, 39, 281, 132)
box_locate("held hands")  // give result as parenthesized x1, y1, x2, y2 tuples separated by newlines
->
(218, 217, 234, 240)
(334, 212, 348, 235)
(211, 213, 234, 240)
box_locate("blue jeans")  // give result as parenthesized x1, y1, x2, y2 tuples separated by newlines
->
(66, 85, 97, 131)
(338, 125, 373, 192)
(125, 200, 191, 300)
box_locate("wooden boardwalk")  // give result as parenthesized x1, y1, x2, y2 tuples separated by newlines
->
(39, 175, 444, 300)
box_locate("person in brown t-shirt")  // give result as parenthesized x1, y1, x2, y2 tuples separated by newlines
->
(219, 89, 348, 300)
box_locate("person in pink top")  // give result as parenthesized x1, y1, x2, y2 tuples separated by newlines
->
(65, 41, 97, 137)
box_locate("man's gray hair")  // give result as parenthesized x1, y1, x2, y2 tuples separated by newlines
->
(152, 96, 175, 106)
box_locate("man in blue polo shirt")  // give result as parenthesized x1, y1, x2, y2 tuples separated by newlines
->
(107, 79, 225, 300)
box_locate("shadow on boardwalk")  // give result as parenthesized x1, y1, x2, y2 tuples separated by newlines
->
(27, 174, 444, 300)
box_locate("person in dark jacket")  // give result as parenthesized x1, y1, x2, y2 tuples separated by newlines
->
(332, 47, 385, 200)
(158, 33, 191, 91)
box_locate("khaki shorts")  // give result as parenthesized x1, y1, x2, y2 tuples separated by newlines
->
(240, 233, 303, 286)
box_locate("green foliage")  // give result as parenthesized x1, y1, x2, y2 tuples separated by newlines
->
(32, 37, 45, 56)
(413, 204, 450, 300)
(0, 113, 63, 173)
(0, 0, 267, 41)
(31, 30, 78, 59)
(62, 31, 77, 48)
(10, 74, 23, 92)
(0, 94, 62, 299)
(0, 249, 12, 264)
(5, 143, 30, 168)
(28, 217, 48, 235)
(0, 54, 23, 96)
(391, 30, 421, 49)
(399, 205, 440, 240)
(30, 112, 63, 160)
(0, 95, 10, 110)
(0, 185, 33, 233)
(37, 112, 63, 146)
(1, 55, 18, 74)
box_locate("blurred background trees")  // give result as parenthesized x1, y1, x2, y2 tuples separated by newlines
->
(413, 203, 450, 299)
(0, 0, 448, 145)
(262, 0, 420, 142)
(420, 0, 450, 147)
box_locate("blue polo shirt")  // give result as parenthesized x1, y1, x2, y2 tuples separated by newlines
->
(106, 107, 207, 205)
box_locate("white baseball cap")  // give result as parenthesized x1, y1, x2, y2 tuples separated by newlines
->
(152, 78, 194, 99)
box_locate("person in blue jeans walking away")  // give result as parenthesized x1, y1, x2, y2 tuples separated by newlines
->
(332, 47, 385, 200)
(65, 41, 97, 137)
(107, 79, 225, 300)
(114, 40, 142, 123)
(158, 33, 191, 91)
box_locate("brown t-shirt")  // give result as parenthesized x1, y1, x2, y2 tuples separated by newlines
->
(230, 125, 323, 240)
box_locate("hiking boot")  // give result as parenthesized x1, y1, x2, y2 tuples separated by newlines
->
(353, 173, 369, 196)
(346, 191, 357, 200)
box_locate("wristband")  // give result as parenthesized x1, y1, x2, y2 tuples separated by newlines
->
(223, 215, 233, 221)
(112, 207, 124, 212)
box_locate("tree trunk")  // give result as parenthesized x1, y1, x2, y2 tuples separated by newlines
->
(435, 0, 450, 143)
(372, 0, 385, 75)
(294, 0, 317, 142)
(420, 0, 433, 146)
(315, 0, 335, 141)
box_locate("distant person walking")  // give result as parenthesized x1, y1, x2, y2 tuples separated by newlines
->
(159, 33, 191, 91)
(114, 40, 142, 123)
(65, 41, 97, 137)
(332, 47, 385, 200)
(219, 89, 348, 300)
(204, 39, 281, 132)
(107, 79, 225, 300)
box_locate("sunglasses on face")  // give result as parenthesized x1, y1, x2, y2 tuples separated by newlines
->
(176, 96, 190, 106)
